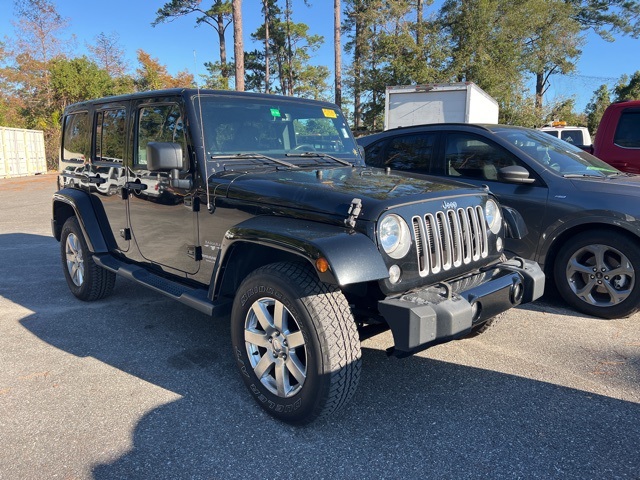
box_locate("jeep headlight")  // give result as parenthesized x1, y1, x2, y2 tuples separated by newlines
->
(379, 214, 411, 259)
(485, 199, 502, 234)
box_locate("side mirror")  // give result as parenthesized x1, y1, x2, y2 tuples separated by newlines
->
(498, 165, 535, 184)
(147, 142, 184, 172)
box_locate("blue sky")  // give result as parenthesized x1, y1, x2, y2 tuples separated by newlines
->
(1, 0, 638, 113)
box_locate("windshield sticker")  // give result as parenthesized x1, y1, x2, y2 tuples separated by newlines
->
(323, 108, 338, 118)
(270, 108, 282, 118)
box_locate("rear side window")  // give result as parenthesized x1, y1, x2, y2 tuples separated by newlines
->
(136, 104, 186, 167)
(365, 134, 436, 173)
(614, 110, 640, 148)
(95, 108, 126, 163)
(62, 112, 90, 162)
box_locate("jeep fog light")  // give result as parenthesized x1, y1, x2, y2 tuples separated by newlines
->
(496, 237, 503, 252)
(388, 265, 401, 284)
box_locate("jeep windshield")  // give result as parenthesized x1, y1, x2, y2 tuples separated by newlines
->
(490, 126, 621, 178)
(193, 94, 361, 169)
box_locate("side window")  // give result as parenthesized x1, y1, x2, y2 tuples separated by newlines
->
(136, 104, 186, 167)
(445, 133, 520, 181)
(363, 139, 390, 168)
(62, 112, 91, 163)
(95, 108, 126, 163)
(365, 134, 436, 172)
(385, 134, 436, 173)
(614, 110, 640, 148)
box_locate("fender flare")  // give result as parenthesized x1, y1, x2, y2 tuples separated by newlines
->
(220, 216, 389, 286)
(52, 189, 111, 253)
(537, 211, 640, 268)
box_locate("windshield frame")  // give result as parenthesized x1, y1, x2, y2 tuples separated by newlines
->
(191, 93, 362, 170)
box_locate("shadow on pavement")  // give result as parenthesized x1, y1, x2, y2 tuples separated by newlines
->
(5, 233, 640, 479)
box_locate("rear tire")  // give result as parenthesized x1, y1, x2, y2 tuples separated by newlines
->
(231, 262, 361, 424)
(60, 217, 115, 301)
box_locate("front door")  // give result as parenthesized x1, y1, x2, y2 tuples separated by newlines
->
(127, 101, 200, 275)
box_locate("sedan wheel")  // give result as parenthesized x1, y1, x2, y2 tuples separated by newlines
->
(554, 231, 640, 318)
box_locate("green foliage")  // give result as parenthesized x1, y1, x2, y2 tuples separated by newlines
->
(585, 84, 611, 134)
(49, 56, 114, 106)
(614, 71, 640, 101)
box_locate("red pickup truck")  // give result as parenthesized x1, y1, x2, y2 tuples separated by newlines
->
(593, 100, 640, 173)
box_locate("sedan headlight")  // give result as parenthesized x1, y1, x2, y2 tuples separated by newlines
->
(485, 199, 502, 234)
(379, 214, 411, 259)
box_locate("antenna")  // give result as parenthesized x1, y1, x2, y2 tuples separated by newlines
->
(193, 50, 213, 213)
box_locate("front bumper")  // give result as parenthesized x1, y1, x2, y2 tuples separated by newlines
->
(378, 258, 544, 356)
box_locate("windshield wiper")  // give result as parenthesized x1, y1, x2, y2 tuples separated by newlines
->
(210, 153, 298, 169)
(285, 151, 353, 166)
(562, 173, 604, 178)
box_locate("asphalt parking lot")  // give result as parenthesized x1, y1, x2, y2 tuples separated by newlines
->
(1, 173, 639, 480)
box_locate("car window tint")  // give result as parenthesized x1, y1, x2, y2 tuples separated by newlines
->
(372, 133, 436, 172)
(445, 133, 519, 181)
(614, 110, 640, 148)
(363, 139, 390, 168)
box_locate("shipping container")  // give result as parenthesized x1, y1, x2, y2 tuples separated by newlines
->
(0, 127, 47, 178)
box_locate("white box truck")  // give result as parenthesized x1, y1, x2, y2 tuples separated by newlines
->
(384, 82, 499, 130)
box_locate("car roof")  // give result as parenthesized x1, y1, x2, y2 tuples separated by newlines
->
(356, 123, 535, 146)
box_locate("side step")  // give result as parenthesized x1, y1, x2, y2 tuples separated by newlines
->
(94, 253, 223, 316)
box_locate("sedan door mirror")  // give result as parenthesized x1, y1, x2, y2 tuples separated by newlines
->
(498, 165, 536, 184)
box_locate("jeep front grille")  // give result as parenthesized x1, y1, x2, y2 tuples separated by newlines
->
(412, 207, 488, 276)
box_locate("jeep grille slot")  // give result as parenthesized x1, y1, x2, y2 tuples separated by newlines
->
(413, 207, 488, 277)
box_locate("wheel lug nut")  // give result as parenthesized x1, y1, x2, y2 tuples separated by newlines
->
(590, 275, 595, 279)
(593, 268, 597, 272)
(601, 268, 606, 272)
(597, 280, 602, 284)
(605, 276, 609, 280)
(275, 331, 280, 336)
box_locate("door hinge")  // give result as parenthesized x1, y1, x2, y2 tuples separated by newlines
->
(120, 228, 131, 240)
(187, 245, 202, 261)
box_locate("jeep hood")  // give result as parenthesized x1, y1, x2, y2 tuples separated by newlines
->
(209, 167, 486, 221)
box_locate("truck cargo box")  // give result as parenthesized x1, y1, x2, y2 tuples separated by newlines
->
(384, 82, 499, 130)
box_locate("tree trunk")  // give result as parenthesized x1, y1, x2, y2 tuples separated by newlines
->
(232, 0, 244, 91)
(264, 0, 270, 93)
(353, 1, 363, 130)
(334, 0, 342, 107)
(217, 13, 229, 89)
(535, 71, 544, 110)
(416, 0, 423, 47)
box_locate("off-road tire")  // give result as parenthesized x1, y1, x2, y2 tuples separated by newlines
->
(231, 262, 361, 425)
(60, 216, 116, 301)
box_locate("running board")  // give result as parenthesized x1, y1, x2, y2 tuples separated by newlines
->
(94, 253, 222, 316)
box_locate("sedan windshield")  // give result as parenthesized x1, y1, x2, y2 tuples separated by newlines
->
(490, 126, 620, 177)
(192, 94, 360, 168)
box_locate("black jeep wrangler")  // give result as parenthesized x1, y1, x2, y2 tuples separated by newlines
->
(52, 89, 544, 424)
